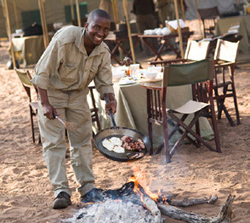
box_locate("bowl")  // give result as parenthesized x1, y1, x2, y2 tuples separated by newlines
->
(161, 27, 171, 35)
(144, 71, 158, 80)
(112, 71, 125, 81)
(148, 66, 162, 73)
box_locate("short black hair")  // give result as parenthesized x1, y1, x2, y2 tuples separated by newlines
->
(87, 9, 111, 22)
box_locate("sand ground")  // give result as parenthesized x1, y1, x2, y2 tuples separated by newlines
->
(0, 30, 250, 223)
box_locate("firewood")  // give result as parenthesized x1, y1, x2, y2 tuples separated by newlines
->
(169, 195, 218, 207)
(143, 196, 161, 223)
(158, 203, 210, 223)
(157, 194, 235, 223)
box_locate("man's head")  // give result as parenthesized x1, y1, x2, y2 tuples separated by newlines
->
(84, 9, 111, 47)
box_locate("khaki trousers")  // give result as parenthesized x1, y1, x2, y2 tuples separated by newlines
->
(38, 88, 94, 197)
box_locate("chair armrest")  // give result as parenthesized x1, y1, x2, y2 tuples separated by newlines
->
(214, 61, 235, 68)
(140, 83, 162, 90)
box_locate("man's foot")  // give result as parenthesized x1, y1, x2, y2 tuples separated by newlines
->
(53, 192, 72, 209)
(80, 188, 104, 203)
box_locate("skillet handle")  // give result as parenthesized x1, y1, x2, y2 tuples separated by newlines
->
(104, 93, 117, 127)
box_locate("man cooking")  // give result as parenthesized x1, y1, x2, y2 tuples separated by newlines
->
(32, 9, 117, 209)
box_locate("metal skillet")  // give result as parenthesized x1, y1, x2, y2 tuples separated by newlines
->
(93, 94, 150, 162)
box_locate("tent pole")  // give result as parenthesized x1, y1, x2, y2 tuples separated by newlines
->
(195, 0, 203, 39)
(174, 0, 184, 58)
(180, 0, 185, 21)
(41, 0, 49, 47)
(122, 0, 136, 64)
(38, 0, 49, 48)
(112, 0, 119, 30)
(71, 0, 75, 21)
(3, 0, 16, 68)
(13, 0, 19, 30)
(75, 0, 81, 27)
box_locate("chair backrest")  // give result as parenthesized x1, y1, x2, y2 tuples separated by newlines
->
(184, 40, 210, 60)
(15, 69, 38, 100)
(15, 69, 33, 88)
(198, 7, 220, 20)
(163, 59, 214, 88)
(198, 7, 220, 37)
(214, 39, 240, 63)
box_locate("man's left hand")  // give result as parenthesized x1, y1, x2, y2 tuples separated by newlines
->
(105, 93, 117, 114)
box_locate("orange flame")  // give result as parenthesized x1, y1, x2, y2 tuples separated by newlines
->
(128, 167, 167, 205)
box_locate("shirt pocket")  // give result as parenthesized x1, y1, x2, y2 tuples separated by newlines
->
(59, 63, 79, 85)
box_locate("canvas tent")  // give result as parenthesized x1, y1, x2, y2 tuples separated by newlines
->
(185, 0, 243, 20)
(0, 0, 135, 38)
(1, 0, 241, 38)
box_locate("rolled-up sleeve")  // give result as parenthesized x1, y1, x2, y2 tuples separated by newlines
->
(32, 37, 61, 90)
(94, 50, 114, 99)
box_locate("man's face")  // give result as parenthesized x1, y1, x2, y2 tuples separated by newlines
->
(84, 16, 110, 47)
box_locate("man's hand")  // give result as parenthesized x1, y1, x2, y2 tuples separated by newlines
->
(38, 87, 58, 119)
(105, 93, 117, 115)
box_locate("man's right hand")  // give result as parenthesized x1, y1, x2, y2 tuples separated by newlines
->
(38, 87, 58, 119)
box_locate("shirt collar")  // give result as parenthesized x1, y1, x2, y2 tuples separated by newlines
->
(75, 28, 108, 57)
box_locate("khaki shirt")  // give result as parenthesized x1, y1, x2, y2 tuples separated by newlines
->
(32, 25, 114, 97)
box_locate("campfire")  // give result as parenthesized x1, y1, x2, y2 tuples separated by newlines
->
(65, 173, 235, 223)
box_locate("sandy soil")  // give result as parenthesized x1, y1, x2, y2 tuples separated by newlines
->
(0, 34, 250, 223)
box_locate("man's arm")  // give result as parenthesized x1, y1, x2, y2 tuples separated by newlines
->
(38, 87, 58, 119)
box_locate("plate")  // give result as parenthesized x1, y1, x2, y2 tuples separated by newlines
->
(119, 79, 136, 85)
(137, 78, 162, 83)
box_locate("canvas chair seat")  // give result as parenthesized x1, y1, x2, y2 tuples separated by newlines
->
(141, 59, 221, 163)
(170, 100, 209, 114)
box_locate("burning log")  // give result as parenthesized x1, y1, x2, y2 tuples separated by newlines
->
(143, 196, 161, 223)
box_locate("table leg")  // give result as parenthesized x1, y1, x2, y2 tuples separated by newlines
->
(163, 38, 181, 58)
(142, 38, 163, 61)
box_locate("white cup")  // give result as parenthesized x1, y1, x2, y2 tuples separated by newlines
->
(130, 64, 140, 79)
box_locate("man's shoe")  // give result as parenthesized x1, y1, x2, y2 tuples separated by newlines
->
(80, 188, 104, 203)
(53, 192, 72, 209)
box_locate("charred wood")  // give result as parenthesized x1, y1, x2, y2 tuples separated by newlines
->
(157, 194, 235, 223)
(143, 196, 161, 223)
(169, 195, 218, 207)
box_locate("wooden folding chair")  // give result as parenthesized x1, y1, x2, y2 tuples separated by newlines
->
(141, 59, 221, 163)
(198, 6, 220, 38)
(88, 86, 101, 135)
(15, 69, 41, 144)
(213, 39, 240, 126)
(150, 40, 211, 66)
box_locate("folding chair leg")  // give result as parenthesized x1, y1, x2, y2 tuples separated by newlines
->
(169, 110, 218, 153)
(217, 98, 236, 126)
(232, 86, 240, 125)
(168, 115, 200, 148)
(38, 134, 41, 144)
(148, 122, 153, 155)
(209, 99, 222, 153)
(217, 99, 223, 120)
(29, 106, 35, 143)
